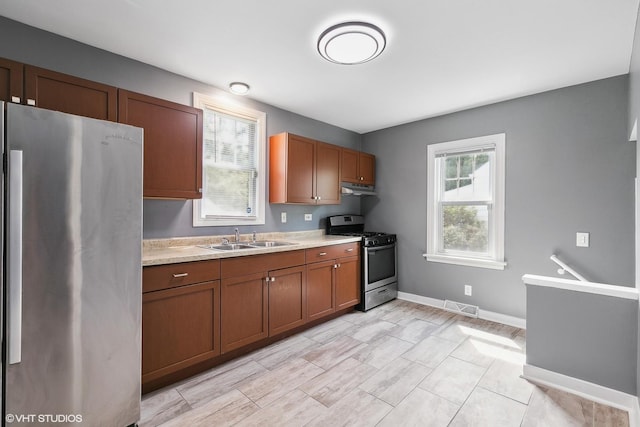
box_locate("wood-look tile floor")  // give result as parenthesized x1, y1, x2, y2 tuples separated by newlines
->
(140, 300, 630, 427)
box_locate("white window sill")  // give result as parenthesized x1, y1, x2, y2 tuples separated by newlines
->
(423, 253, 507, 270)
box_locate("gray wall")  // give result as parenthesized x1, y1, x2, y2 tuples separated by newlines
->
(0, 16, 363, 239)
(526, 286, 638, 395)
(362, 76, 635, 318)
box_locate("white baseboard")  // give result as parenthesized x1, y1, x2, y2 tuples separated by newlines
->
(523, 364, 639, 425)
(397, 291, 526, 329)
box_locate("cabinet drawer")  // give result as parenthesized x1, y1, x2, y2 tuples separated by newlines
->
(306, 242, 359, 262)
(143, 260, 221, 293)
(221, 250, 305, 279)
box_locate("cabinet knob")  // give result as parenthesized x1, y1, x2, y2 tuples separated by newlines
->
(346, 248, 353, 252)
(11, 96, 20, 103)
(334, 264, 338, 269)
(319, 252, 327, 256)
(172, 273, 189, 278)
(317, 196, 321, 200)
(27, 99, 36, 106)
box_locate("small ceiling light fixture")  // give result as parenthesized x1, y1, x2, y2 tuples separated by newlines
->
(229, 82, 250, 95)
(317, 21, 386, 65)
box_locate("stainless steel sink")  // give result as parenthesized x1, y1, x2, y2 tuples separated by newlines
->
(198, 243, 255, 251)
(198, 241, 295, 251)
(248, 241, 293, 247)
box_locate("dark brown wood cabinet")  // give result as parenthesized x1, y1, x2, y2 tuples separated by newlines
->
(268, 265, 307, 336)
(341, 148, 376, 185)
(0, 59, 117, 121)
(221, 272, 268, 353)
(0, 57, 23, 104)
(118, 89, 203, 199)
(306, 259, 336, 321)
(220, 250, 306, 352)
(269, 132, 341, 204)
(24, 65, 118, 121)
(306, 243, 360, 321)
(142, 260, 221, 386)
(335, 255, 361, 309)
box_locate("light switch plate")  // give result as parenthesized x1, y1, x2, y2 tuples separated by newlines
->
(304, 213, 312, 221)
(576, 232, 589, 247)
(281, 212, 287, 223)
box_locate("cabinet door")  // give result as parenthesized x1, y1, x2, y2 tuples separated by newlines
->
(0, 57, 23, 104)
(221, 272, 268, 353)
(335, 255, 361, 309)
(142, 280, 220, 384)
(286, 134, 315, 203)
(306, 260, 335, 321)
(268, 265, 307, 336)
(315, 142, 341, 204)
(24, 65, 117, 121)
(358, 152, 376, 184)
(341, 147, 359, 184)
(118, 90, 203, 199)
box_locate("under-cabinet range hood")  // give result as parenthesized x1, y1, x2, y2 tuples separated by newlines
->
(341, 182, 377, 196)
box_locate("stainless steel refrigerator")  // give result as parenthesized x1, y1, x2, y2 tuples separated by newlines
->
(1, 102, 143, 426)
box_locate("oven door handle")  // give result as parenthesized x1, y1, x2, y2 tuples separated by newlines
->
(366, 243, 396, 253)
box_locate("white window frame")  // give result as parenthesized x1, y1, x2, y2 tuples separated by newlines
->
(426, 133, 506, 270)
(192, 92, 266, 227)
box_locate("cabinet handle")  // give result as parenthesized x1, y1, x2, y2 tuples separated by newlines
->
(266, 277, 275, 282)
(26, 99, 36, 106)
(271, 277, 276, 282)
(172, 273, 189, 278)
(360, 176, 364, 181)
(319, 252, 327, 256)
(334, 264, 338, 269)
(337, 263, 341, 268)
(11, 96, 20, 103)
(346, 248, 353, 252)
(317, 196, 321, 200)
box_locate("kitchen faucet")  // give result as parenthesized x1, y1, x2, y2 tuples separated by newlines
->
(235, 228, 240, 243)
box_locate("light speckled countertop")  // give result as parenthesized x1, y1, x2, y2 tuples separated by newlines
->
(142, 229, 361, 266)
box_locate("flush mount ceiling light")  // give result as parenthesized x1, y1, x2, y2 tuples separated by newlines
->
(229, 82, 250, 95)
(317, 21, 386, 65)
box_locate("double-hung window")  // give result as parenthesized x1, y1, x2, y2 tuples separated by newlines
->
(192, 92, 266, 226)
(426, 133, 506, 269)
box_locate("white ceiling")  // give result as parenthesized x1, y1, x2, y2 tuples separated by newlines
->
(0, 0, 638, 133)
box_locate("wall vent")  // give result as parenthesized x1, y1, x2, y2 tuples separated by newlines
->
(443, 300, 479, 318)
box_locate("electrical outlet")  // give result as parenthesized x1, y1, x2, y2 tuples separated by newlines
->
(464, 285, 472, 296)
(576, 232, 589, 248)
(281, 212, 287, 223)
(304, 213, 312, 221)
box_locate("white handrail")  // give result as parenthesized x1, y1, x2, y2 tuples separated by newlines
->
(550, 254, 587, 282)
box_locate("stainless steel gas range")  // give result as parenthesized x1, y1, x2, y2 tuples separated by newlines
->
(326, 214, 398, 311)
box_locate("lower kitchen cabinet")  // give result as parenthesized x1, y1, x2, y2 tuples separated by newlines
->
(221, 272, 268, 353)
(306, 260, 336, 321)
(335, 255, 360, 309)
(220, 250, 306, 353)
(306, 242, 361, 321)
(269, 265, 307, 335)
(142, 280, 220, 384)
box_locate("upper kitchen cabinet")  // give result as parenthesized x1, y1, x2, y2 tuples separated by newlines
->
(118, 90, 203, 199)
(269, 132, 341, 205)
(24, 66, 117, 121)
(341, 148, 375, 185)
(0, 57, 23, 104)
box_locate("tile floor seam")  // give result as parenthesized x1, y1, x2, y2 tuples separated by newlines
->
(476, 384, 531, 408)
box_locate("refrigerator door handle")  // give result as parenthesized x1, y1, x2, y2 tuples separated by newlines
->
(8, 150, 23, 364)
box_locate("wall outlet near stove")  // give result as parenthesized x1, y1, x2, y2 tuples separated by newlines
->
(304, 213, 312, 221)
(281, 212, 287, 223)
(464, 285, 472, 296)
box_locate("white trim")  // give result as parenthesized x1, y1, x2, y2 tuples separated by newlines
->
(397, 291, 526, 329)
(522, 274, 639, 301)
(523, 364, 639, 423)
(426, 133, 506, 268)
(192, 92, 266, 227)
(423, 253, 506, 270)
